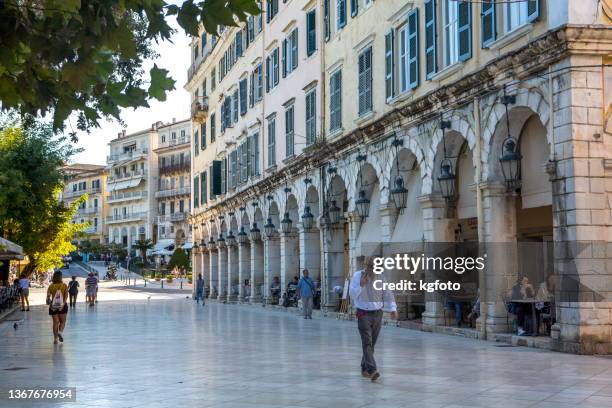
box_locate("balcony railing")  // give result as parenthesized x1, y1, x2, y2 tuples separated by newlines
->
(77, 207, 100, 215)
(191, 97, 209, 123)
(107, 190, 147, 203)
(159, 161, 190, 175)
(154, 186, 190, 199)
(159, 137, 189, 149)
(84, 226, 100, 234)
(107, 148, 148, 163)
(64, 187, 101, 199)
(157, 212, 188, 223)
(106, 212, 147, 223)
(107, 169, 148, 183)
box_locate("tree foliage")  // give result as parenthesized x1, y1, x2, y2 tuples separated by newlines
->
(0, 118, 87, 273)
(133, 238, 153, 264)
(0, 0, 261, 135)
(167, 247, 190, 271)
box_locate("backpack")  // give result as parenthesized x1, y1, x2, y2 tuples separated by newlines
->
(51, 288, 64, 311)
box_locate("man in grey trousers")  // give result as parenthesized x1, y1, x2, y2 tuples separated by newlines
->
(349, 257, 397, 381)
(297, 269, 315, 319)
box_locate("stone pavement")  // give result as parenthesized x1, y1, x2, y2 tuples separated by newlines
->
(1, 299, 612, 408)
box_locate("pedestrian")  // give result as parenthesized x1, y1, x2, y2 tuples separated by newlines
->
(18, 273, 30, 311)
(68, 276, 79, 307)
(349, 257, 397, 382)
(46, 271, 68, 344)
(195, 273, 205, 306)
(297, 269, 315, 319)
(85, 272, 98, 306)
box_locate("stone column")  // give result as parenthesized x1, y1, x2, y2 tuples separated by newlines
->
(263, 235, 281, 303)
(299, 227, 321, 283)
(238, 242, 251, 301)
(418, 194, 455, 327)
(280, 231, 300, 291)
(191, 248, 200, 298)
(227, 243, 239, 301)
(250, 238, 264, 303)
(217, 242, 228, 300)
(208, 248, 218, 299)
(480, 182, 519, 334)
(201, 247, 209, 295)
(322, 221, 346, 310)
(550, 57, 612, 354)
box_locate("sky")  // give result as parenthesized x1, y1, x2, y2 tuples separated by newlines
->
(72, 18, 190, 165)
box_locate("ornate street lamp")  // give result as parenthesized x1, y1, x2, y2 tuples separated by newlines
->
(301, 206, 315, 231)
(280, 212, 292, 234)
(193, 241, 199, 250)
(390, 138, 408, 211)
(237, 226, 248, 244)
(217, 233, 226, 248)
(208, 237, 216, 250)
(500, 85, 521, 190)
(264, 195, 276, 237)
(355, 153, 370, 219)
(328, 200, 341, 224)
(438, 158, 456, 200)
(249, 222, 261, 241)
(226, 230, 236, 246)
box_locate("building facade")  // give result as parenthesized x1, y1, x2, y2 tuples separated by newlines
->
(154, 119, 193, 248)
(188, 0, 612, 354)
(60, 164, 108, 244)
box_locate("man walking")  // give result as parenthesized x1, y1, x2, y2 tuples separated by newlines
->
(349, 257, 397, 382)
(85, 272, 98, 306)
(297, 269, 315, 319)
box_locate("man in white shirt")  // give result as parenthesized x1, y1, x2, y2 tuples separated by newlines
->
(349, 257, 397, 382)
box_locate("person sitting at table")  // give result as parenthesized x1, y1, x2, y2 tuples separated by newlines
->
(508, 276, 535, 336)
(270, 276, 281, 304)
(467, 289, 480, 327)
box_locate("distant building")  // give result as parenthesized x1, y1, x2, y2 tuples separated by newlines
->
(60, 163, 108, 244)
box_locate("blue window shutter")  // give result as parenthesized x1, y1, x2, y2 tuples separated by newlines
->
(324, 0, 330, 41)
(481, 0, 496, 48)
(385, 30, 394, 100)
(307, 10, 316, 56)
(194, 175, 199, 208)
(527, 0, 540, 22)
(194, 129, 199, 156)
(350, 0, 358, 17)
(338, 0, 347, 28)
(282, 39, 287, 78)
(249, 72, 255, 107)
(291, 29, 298, 70)
(201, 122, 206, 149)
(201, 171, 207, 204)
(458, 0, 472, 61)
(408, 8, 419, 89)
(425, 0, 437, 78)
(265, 56, 270, 92)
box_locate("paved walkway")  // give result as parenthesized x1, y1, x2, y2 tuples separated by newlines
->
(1, 299, 612, 408)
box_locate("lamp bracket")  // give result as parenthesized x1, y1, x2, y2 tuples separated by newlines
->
(356, 153, 367, 162)
(502, 94, 516, 106)
(440, 120, 452, 130)
(391, 138, 403, 148)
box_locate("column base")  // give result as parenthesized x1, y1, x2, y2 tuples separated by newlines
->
(422, 301, 445, 327)
(249, 296, 262, 304)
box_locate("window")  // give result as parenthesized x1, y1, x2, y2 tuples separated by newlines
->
(266, 0, 279, 22)
(336, 0, 346, 30)
(210, 113, 216, 142)
(255, 64, 263, 101)
(394, 9, 419, 96)
(201, 33, 206, 51)
(201, 171, 207, 204)
(350, 0, 358, 17)
(358, 46, 372, 116)
(329, 69, 342, 131)
(201, 122, 206, 150)
(285, 105, 294, 158)
(248, 15, 255, 43)
(193, 175, 199, 208)
(193, 43, 199, 60)
(306, 10, 317, 56)
(505, 0, 539, 33)
(305, 89, 317, 145)
(194, 129, 199, 156)
(239, 78, 248, 115)
(179, 200, 184, 213)
(232, 89, 239, 123)
(267, 117, 276, 167)
(240, 142, 248, 182)
(443, 0, 459, 66)
(230, 150, 238, 189)
(324, 0, 330, 40)
(235, 31, 243, 58)
(266, 48, 280, 92)
(211, 68, 216, 91)
(250, 133, 260, 176)
(282, 29, 298, 77)
(202, 79, 207, 97)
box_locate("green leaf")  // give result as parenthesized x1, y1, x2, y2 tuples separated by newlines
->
(148, 64, 175, 101)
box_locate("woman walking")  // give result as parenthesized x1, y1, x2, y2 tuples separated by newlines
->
(46, 271, 68, 344)
(68, 276, 79, 307)
(195, 274, 205, 306)
(18, 273, 30, 311)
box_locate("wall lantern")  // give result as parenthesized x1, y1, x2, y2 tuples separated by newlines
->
(390, 138, 408, 211)
(217, 233, 226, 247)
(301, 206, 314, 231)
(237, 226, 248, 244)
(500, 85, 521, 191)
(437, 115, 456, 200)
(208, 237, 216, 250)
(226, 230, 236, 246)
(355, 153, 370, 219)
(281, 212, 293, 234)
(193, 241, 199, 250)
(328, 200, 341, 224)
(249, 222, 261, 241)
(264, 195, 276, 237)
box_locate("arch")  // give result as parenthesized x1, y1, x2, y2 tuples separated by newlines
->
(303, 184, 320, 221)
(428, 130, 475, 196)
(327, 174, 347, 212)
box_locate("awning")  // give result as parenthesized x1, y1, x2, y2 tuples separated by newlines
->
(153, 239, 175, 252)
(0, 236, 25, 260)
(108, 178, 143, 191)
(181, 241, 193, 250)
(152, 249, 174, 256)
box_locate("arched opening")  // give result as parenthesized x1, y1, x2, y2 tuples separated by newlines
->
(250, 207, 265, 302)
(280, 194, 300, 305)
(238, 211, 251, 301)
(209, 223, 219, 298)
(324, 174, 349, 310)
(218, 220, 228, 299)
(228, 215, 240, 301)
(265, 200, 282, 304)
(354, 162, 381, 258)
(300, 184, 322, 309)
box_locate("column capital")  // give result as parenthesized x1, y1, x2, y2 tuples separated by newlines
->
(378, 203, 397, 217)
(479, 181, 509, 197)
(417, 193, 446, 208)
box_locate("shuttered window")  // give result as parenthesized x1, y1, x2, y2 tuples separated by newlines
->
(329, 69, 342, 131)
(210, 113, 216, 142)
(350, 0, 358, 17)
(457, 0, 471, 61)
(407, 8, 420, 89)
(230, 150, 238, 189)
(221, 158, 227, 194)
(201, 171, 207, 204)
(249, 72, 255, 107)
(285, 105, 294, 157)
(193, 175, 199, 208)
(194, 129, 199, 156)
(425, 0, 437, 78)
(385, 30, 394, 100)
(481, 0, 496, 47)
(232, 89, 239, 123)
(239, 79, 248, 115)
(358, 47, 372, 116)
(324, 0, 330, 41)
(305, 89, 316, 145)
(336, 0, 346, 30)
(306, 10, 316, 56)
(201, 122, 206, 150)
(267, 118, 276, 167)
